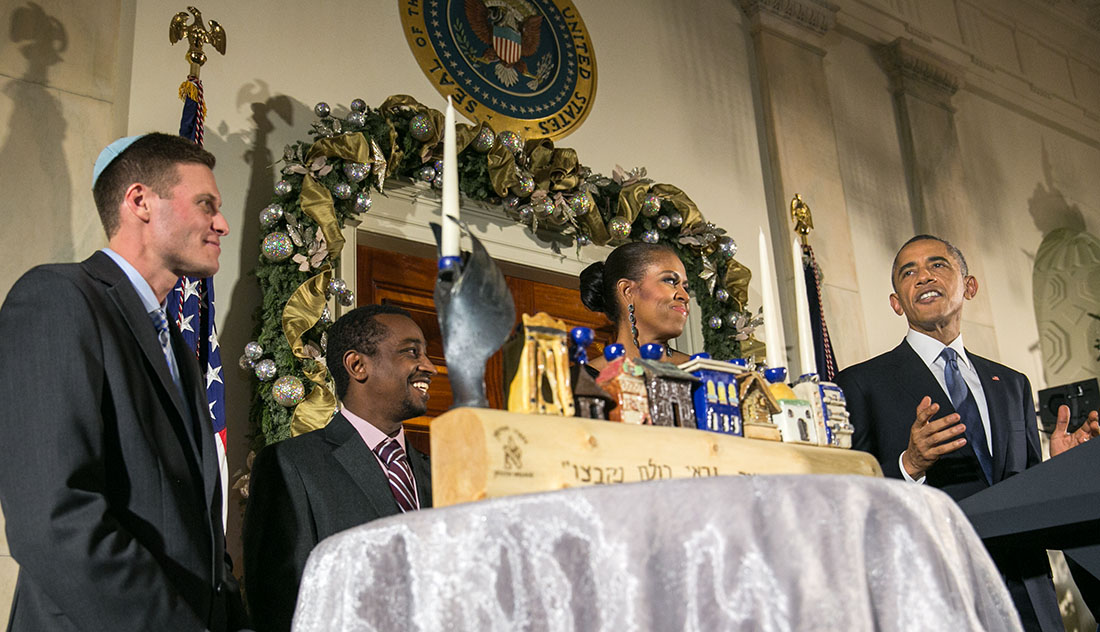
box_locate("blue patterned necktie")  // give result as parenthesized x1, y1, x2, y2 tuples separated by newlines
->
(940, 347, 993, 484)
(149, 308, 183, 395)
(375, 438, 418, 513)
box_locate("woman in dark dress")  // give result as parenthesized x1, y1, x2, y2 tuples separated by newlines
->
(580, 242, 692, 373)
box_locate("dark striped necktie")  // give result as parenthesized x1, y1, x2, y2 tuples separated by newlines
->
(375, 437, 418, 512)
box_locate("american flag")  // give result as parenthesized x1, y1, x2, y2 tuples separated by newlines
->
(169, 75, 229, 527)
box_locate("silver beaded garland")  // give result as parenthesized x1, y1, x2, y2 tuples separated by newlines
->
(272, 375, 306, 407)
(413, 164, 435, 181)
(261, 232, 294, 262)
(314, 102, 331, 118)
(343, 162, 368, 182)
(656, 215, 672, 230)
(350, 98, 367, 113)
(708, 315, 723, 329)
(472, 126, 495, 152)
(641, 193, 662, 217)
(332, 182, 352, 199)
(608, 217, 632, 239)
(498, 130, 523, 154)
(345, 111, 366, 127)
(641, 229, 660, 244)
(408, 113, 434, 142)
(244, 341, 264, 360)
(254, 359, 277, 381)
(353, 191, 372, 214)
(274, 180, 292, 196)
(259, 204, 284, 230)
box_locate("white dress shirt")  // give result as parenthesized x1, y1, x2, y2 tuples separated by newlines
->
(899, 328, 993, 483)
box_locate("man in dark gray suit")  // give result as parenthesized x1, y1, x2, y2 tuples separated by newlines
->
(835, 234, 1088, 632)
(243, 304, 436, 632)
(0, 133, 249, 630)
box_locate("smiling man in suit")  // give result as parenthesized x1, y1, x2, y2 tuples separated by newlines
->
(835, 234, 1066, 631)
(243, 304, 436, 632)
(0, 133, 248, 630)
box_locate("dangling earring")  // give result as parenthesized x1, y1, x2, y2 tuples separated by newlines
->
(628, 303, 639, 350)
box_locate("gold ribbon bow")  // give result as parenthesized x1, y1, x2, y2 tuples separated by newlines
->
(282, 267, 337, 436)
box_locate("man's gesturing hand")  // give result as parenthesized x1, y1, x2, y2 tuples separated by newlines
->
(1050, 405, 1099, 458)
(902, 396, 967, 479)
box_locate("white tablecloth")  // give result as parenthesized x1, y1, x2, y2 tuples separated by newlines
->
(292, 475, 1020, 631)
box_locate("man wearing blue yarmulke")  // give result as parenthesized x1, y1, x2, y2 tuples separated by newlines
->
(0, 133, 250, 631)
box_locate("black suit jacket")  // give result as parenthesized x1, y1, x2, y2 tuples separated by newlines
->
(242, 413, 432, 632)
(0, 252, 247, 631)
(835, 340, 1060, 632)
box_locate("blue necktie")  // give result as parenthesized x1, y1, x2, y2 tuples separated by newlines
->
(150, 308, 187, 406)
(940, 348, 993, 484)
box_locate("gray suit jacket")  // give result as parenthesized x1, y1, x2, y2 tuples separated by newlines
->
(0, 252, 246, 631)
(242, 413, 432, 632)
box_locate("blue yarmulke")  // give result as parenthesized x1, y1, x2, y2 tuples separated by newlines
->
(92, 134, 144, 188)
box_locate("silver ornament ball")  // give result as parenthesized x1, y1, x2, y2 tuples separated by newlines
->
(345, 111, 366, 127)
(608, 217, 632, 239)
(517, 205, 533, 222)
(708, 315, 723, 330)
(332, 182, 352, 200)
(261, 232, 294, 262)
(641, 193, 662, 217)
(417, 165, 437, 182)
(353, 191, 372, 214)
(433, 159, 444, 173)
(511, 173, 535, 197)
(244, 341, 264, 360)
(431, 174, 444, 190)
(408, 113, 435, 142)
(472, 126, 495, 152)
(274, 180, 292, 196)
(715, 288, 730, 303)
(719, 236, 738, 257)
(314, 102, 331, 118)
(576, 234, 592, 247)
(238, 354, 255, 371)
(254, 359, 277, 381)
(669, 213, 683, 227)
(498, 130, 523, 154)
(259, 204, 284, 230)
(641, 229, 660, 244)
(272, 375, 306, 407)
(343, 162, 368, 183)
(350, 98, 367, 113)
(328, 278, 348, 296)
(656, 215, 672, 230)
(503, 195, 522, 213)
(320, 305, 332, 325)
(569, 194, 592, 217)
(337, 289, 355, 307)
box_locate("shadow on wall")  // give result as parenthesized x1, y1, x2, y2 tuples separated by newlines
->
(0, 3, 72, 284)
(200, 82, 310, 572)
(1028, 141, 1100, 632)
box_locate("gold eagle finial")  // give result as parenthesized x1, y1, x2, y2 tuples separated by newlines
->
(169, 6, 226, 77)
(790, 193, 814, 244)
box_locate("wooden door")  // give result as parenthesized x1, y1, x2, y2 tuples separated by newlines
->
(357, 242, 616, 453)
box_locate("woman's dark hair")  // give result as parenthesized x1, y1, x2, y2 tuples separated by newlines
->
(579, 242, 678, 322)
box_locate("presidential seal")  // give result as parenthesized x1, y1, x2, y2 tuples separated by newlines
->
(400, 0, 597, 140)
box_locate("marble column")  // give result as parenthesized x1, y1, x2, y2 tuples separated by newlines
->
(740, 0, 868, 373)
(877, 39, 995, 345)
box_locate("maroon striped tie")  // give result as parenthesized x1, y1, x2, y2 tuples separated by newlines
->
(375, 438, 418, 512)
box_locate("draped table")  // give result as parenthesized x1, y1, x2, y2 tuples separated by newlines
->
(292, 475, 1020, 631)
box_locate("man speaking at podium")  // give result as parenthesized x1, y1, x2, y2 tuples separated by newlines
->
(836, 235, 1070, 631)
